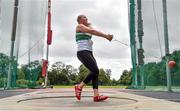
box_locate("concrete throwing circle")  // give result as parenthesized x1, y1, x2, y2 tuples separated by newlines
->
(18, 96, 137, 107)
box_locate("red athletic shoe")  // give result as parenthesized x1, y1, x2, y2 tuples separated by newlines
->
(75, 85, 82, 100)
(93, 95, 109, 102)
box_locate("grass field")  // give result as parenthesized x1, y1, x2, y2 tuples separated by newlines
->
(53, 85, 127, 88)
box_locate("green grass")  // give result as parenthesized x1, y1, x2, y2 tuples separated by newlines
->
(53, 85, 127, 89)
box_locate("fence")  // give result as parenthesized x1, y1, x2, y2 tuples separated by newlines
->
(0, 0, 47, 89)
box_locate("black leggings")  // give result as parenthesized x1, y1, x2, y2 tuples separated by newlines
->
(77, 50, 99, 89)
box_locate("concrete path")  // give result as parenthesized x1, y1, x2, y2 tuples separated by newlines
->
(0, 88, 180, 111)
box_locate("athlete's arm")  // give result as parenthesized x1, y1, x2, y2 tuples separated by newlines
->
(76, 24, 113, 41)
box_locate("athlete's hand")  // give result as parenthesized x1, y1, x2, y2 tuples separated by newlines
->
(106, 34, 113, 41)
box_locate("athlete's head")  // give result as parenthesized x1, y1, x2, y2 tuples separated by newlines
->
(77, 14, 88, 26)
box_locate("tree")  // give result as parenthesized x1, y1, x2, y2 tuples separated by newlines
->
(48, 61, 70, 85)
(119, 69, 132, 85)
(0, 53, 9, 77)
(17, 68, 25, 80)
(111, 78, 119, 86)
(77, 64, 89, 83)
(48, 69, 57, 85)
(51, 61, 66, 72)
(105, 69, 111, 80)
(99, 69, 111, 85)
(65, 65, 78, 83)
(60, 69, 70, 84)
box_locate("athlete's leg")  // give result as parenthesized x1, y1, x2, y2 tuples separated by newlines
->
(77, 50, 99, 89)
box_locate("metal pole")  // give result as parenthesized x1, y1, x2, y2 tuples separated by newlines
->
(129, 0, 138, 88)
(137, 0, 144, 88)
(162, 0, 171, 92)
(0, 0, 1, 46)
(28, 39, 31, 84)
(7, 0, 19, 89)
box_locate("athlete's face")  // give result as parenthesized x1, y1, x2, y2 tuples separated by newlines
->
(80, 15, 88, 26)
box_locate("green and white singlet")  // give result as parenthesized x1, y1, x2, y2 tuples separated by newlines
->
(76, 32, 93, 51)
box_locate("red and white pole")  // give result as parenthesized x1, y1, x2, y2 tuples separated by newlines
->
(44, 0, 52, 87)
(47, 0, 52, 45)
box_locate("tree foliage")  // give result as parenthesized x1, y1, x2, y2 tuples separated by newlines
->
(0, 53, 9, 77)
(119, 69, 132, 85)
(48, 62, 117, 86)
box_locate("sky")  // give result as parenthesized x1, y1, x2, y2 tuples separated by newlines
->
(0, 0, 180, 80)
